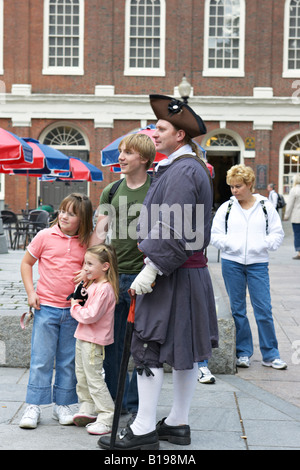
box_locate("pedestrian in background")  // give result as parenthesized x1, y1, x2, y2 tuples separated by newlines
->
(284, 173, 300, 259)
(71, 244, 118, 436)
(19, 193, 93, 429)
(211, 164, 287, 370)
(267, 183, 278, 209)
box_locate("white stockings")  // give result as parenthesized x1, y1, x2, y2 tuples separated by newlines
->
(130, 363, 198, 436)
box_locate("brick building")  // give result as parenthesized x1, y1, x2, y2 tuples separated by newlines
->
(0, 0, 300, 213)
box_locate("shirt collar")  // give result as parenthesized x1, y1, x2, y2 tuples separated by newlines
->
(155, 144, 195, 171)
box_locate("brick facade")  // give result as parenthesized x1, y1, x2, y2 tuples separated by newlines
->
(1, 0, 299, 212)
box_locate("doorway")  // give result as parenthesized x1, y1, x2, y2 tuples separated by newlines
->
(40, 180, 88, 211)
(207, 151, 239, 210)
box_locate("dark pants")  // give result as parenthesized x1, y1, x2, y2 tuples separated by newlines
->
(103, 273, 138, 413)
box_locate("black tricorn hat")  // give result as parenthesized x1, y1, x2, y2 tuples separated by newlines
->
(149, 94, 207, 138)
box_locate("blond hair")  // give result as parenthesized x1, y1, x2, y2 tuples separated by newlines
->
(226, 164, 256, 192)
(118, 133, 156, 170)
(86, 244, 119, 302)
(52, 193, 93, 246)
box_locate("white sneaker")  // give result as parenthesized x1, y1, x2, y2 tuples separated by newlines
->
(86, 422, 111, 435)
(198, 366, 216, 384)
(53, 405, 74, 425)
(262, 358, 287, 370)
(236, 356, 250, 368)
(19, 405, 41, 429)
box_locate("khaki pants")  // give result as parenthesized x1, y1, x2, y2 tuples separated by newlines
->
(75, 339, 114, 427)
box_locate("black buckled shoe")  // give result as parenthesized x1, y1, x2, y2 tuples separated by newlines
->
(156, 417, 191, 445)
(98, 425, 159, 450)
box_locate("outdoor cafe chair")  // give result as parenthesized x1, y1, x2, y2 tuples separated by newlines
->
(0, 210, 19, 249)
(13, 209, 50, 249)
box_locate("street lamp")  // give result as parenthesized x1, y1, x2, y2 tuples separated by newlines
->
(178, 74, 192, 104)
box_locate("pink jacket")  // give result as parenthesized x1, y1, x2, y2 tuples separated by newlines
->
(71, 281, 115, 346)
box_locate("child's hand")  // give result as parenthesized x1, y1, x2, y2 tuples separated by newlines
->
(27, 292, 40, 310)
(70, 298, 81, 307)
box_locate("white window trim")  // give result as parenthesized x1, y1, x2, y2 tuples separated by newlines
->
(203, 0, 245, 77)
(124, 0, 166, 77)
(43, 0, 84, 76)
(201, 128, 245, 158)
(283, 0, 300, 78)
(0, 0, 3, 75)
(279, 129, 300, 196)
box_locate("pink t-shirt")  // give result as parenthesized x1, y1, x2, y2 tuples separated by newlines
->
(27, 224, 86, 308)
(71, 281, 115, 346)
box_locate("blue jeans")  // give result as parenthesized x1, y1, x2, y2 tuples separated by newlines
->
(221, 259, 280, 362)
(103, 273, 138, 413)
(292, 223, 300, 251)
(198, 360, 209, 367)
(26, 305, 78, 405)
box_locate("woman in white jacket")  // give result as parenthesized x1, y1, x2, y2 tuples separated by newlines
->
(284, 174, 300, 259)
(211, 164, 287, 370)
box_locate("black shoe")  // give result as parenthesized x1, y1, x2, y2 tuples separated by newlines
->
(156, 417, 191, 445)
(98, 425, 159, 450)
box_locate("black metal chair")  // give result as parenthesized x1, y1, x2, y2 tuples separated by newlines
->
(24, 210, 50, 246)
(13, 209, 50, 249)
(0, 210, 19, 249)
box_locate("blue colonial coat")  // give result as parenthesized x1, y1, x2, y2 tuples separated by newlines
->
(132, 155, 219, 370)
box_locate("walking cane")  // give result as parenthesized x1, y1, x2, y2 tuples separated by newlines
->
(109, 292, 136, 449)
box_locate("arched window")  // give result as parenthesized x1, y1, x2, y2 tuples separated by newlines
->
(43, 0, 84, 75)
(205, 133, 239, 148)
(282, 133, 300, 194)
(203, 0, 245, 77)
(41, 123, 89, 160)
(39, 123, 90, 209)
(283, 0, 300, 77)
(124, 0, 165, 76)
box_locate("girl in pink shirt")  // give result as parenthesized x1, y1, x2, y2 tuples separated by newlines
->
(19, 193, 93, 430)
(71, 244, 119, 435)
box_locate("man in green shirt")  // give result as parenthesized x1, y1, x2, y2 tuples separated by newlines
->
(90, 133, 156, 421)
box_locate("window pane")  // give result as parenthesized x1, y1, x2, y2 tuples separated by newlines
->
(47, 0, 82, 69)
(287, 0, 300, 70)
(128, 0, 162, 70)
(207, 0, 241, 70)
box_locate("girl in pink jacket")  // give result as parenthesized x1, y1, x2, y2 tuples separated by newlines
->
(71, 244, 119, 436)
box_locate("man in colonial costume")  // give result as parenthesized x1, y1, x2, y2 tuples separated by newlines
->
(99, 94, 218, 450)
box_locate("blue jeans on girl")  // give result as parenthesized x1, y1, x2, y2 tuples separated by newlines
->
(221, 259, 280, 362)
(26, 305, 78, 405)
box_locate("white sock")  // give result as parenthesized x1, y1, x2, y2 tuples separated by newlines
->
(165, 363, 198, 426)
(130, 367, 164, 435)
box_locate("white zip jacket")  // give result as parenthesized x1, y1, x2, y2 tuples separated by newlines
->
(210, 194, 284, 265)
